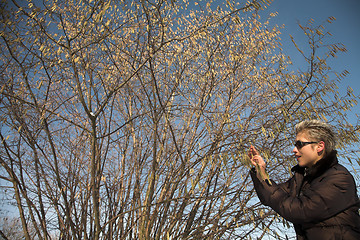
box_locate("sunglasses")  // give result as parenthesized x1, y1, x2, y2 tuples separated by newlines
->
(294, 140, 318, 149)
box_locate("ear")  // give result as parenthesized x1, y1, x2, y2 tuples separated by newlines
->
(317, 141, 325, 153)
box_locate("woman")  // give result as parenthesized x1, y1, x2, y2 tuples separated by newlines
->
(249, 120, 360, 239)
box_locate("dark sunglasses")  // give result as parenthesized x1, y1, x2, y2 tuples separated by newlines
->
(294, 140, 318, 149)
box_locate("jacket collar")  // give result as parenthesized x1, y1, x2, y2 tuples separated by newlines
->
(292, 150, 338, 179)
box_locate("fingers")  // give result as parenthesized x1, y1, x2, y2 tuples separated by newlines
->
(248, 145, 266, 168)
(248, 145, 259, 158)
(250, 145, 259, 155)
(251, 155, 260, 164)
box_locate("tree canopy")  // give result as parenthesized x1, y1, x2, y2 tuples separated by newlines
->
(0, 0, 359, 239)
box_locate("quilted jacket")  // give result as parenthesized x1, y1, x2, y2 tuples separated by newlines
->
(250, 151, 360, 239)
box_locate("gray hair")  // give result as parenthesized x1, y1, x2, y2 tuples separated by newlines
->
(295, 120, 337, 155)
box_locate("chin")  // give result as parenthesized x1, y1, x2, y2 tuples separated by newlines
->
(298, 162, 306, 168)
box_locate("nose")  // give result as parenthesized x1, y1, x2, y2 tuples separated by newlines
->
(293, 146, 298, 154)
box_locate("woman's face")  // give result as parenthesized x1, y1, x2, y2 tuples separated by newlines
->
(293, 132, 324, 168)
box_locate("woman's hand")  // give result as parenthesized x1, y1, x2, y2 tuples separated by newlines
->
(248, 145, 269, 182)
(248, 145, 266, 169)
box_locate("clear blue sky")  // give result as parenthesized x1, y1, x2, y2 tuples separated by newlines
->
(262, 0, 360, 124)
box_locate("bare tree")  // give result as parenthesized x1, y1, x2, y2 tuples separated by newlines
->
(0, 0, 359, 239)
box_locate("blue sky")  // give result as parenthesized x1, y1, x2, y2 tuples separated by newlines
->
(262, 0, 360, 124)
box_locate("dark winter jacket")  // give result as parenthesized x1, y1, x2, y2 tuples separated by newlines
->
(250, 151, 360, 239)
